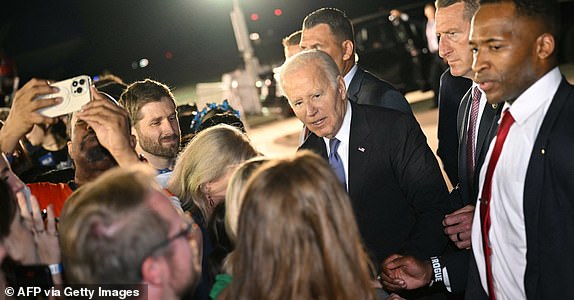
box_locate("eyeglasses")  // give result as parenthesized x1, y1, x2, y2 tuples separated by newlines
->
(145, 221, 196, 257)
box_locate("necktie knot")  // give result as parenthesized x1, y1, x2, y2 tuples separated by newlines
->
(499, 109, 515, 131)
(472, 86, 482, 104)
(329, 138, 341, 154)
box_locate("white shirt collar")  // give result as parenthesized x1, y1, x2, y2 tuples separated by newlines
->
(504, 67, 561, 126)
(324, 101, 352, 154)
(344, 64, 358, 90)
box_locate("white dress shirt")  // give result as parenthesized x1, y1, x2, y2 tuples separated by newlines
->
(471, 67, 561, 299)
(344, 64, 358, 91)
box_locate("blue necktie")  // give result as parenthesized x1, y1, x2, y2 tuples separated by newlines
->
(329, 138, 346, 189)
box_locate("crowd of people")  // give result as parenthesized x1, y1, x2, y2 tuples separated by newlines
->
(1, 0, 572, 299)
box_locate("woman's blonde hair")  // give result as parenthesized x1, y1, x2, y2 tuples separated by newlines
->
(224, 156, 270, 242)
(168, 124, 258, 222)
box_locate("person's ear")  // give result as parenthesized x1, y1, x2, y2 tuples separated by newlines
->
(130, 126, 138, 138)
(129, 134, 137, 149)
(141, 256, 164, 286)
(342, 40, 354, 62)
(67, 140, 73, 158)
(536, 33, 555, 60)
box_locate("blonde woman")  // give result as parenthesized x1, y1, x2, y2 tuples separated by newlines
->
(209, 157, 270, 299)
(168, 124, 258, 224)
(168, 124, 258, 299)
(224, 157, 269, 242)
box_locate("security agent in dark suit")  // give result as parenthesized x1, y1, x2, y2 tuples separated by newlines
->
(280, 49, 450, 298)
(380, 1, 499, 295)
(437, 69, 472, 187)
(467, 1, 574, 298)
(300, 7, 413, 115)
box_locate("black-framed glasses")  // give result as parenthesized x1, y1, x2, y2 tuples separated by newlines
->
(145, 221, 196, 257)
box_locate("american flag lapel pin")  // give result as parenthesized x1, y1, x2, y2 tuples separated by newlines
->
(358, 147, 365, 152)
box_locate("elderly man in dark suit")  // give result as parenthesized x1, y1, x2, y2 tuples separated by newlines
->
(280, 49, 450, 298)
(466, 0, 574, 298)
(300, 7, 412, 115)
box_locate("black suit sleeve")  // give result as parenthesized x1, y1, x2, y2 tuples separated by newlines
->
(390, 113, 451, 259)
(437, 70, 472, 186)
(441, 250, 471, 294)
(465, 251, 488, 299)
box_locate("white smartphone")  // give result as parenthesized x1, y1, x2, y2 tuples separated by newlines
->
(36, 75, 92, 117)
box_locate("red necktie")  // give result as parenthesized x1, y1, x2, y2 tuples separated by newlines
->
(467, 87, 482, 183)
(480, 109, 515, 300)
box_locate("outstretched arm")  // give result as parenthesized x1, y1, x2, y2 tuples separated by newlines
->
(380, 254, 432, 291)
(74, 86, 139, 167)
(0, 79, 61, 154)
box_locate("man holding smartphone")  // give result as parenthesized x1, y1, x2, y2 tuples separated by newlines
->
(0, 78, 143, 217)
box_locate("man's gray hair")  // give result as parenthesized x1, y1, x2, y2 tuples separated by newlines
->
(435, 0, 480, 20)
(279, 50, 340, 99)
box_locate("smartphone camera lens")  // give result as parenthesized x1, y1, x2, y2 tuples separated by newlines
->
(76, 87, 83, 94)
(79, 79, 85, 85)
(73, 81, 78, 87)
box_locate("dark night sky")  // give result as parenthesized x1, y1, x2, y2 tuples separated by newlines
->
(2, 0, 427, 88)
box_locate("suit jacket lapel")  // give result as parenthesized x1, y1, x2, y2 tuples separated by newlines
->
(457, 88, 472, 145)
(347, 68, 363, 103)
(348, 102, 371, 198)
(475, 104, 502, 172)
(456, 88, 472, 204)
(299, 132, 327, 159)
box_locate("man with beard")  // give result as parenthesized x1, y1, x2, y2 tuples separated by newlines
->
(119, 79, 180, 183)
(467, 1, 572, 298)
(0, 78, 140, 217)
(60, 167, 202, 299)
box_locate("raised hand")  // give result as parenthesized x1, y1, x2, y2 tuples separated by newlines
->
(74, 86, 139, 166)
(0, 79, 61, 153)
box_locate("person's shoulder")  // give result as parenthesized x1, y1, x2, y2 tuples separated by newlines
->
(440, 70, 472, 91)
(561, 78, 574, 95)
(352, 104, 421, 145)
(358, 67, 398, 90)
(28, 181, 73, 195)
(550, 78, 574, 117)
(354, 102, 413, 125)
(298, 132, 323, 151)
(355, 101, 408, 115)
(27, 181, 69, 190)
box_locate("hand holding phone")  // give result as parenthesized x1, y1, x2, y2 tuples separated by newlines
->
(0, 79, 61, 154)
(36, 75, 93, 117)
